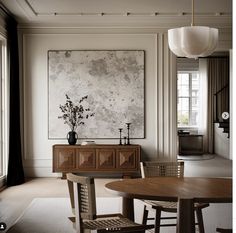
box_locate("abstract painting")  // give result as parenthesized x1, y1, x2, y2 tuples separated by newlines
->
(48, 50, 145, 139)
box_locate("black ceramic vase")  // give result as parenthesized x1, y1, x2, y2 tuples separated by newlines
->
(67, 131, 78, 145)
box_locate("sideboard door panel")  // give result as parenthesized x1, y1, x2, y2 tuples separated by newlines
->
(54, 148, 76, 171)
(96, 149, 116, 170)
(76, 149, 96, 169)
(117, 149, 137, 169)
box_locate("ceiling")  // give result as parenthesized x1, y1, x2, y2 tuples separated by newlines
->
(0, 0, 232, 28)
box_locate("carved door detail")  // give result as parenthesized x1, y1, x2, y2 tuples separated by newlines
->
(56, 148, 76, 170)
(97, 149, 115, 169)
(117, 149, 136, 169)
(76, 149, 96, 169)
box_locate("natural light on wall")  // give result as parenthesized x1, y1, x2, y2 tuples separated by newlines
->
(168, 0, 218, 59)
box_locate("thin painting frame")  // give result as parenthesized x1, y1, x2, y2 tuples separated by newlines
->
(48, 50, 145, 139)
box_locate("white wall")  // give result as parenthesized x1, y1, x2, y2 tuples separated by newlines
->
(214, 123, 230, 159)
(19, 27, 231, 177)
(20, 31, 176, 177)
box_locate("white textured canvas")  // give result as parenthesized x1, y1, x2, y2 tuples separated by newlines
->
(48, 50, 144, 139)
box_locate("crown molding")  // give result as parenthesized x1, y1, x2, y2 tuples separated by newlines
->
(16, 14, 232, 29)
(7, 0, 231, 29)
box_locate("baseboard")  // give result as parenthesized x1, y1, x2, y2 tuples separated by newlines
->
(0, 176, 6, 189)
(24, 167, 61, 178)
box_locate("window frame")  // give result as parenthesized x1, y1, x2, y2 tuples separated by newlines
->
(0, 35, 8, 188)
(177, 71, 200, 128)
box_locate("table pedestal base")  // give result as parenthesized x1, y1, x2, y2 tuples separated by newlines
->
(177, 199, 195, 233)
(122, 197, 134, 221)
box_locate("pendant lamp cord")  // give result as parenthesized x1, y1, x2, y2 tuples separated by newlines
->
(191, 0, 195, 26)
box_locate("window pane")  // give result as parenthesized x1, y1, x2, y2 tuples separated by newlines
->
(178, 73, 189, 85)
(178, 97, 189, 126)
(0, 43, 2, 177)
(192, 97, 198, 107)
(192, 90, 198, 97)
(0, 39, 6, 180)
(178, 97, 189, 112)
(179, 84, 189, 97)
(190, 74, 200, 126)
(177, 70, 200, 127)
(178, 110, 189, 126)
(178, 73, 189, 96)
(190, 111, 198, 126)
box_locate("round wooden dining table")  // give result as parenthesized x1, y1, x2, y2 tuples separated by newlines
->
(105, 177, 232, 233)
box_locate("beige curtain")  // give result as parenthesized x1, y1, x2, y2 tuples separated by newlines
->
(205, 57, 229, 153)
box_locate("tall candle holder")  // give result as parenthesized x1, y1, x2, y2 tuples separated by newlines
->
(126, 123, 131, 145)
(118, 128, 123, 145)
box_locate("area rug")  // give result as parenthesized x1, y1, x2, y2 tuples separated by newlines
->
(4, 193, 232, 233)
(178, 154, 216, 161)
(6, 198, 74, 233)
(6, 197, 121, 233)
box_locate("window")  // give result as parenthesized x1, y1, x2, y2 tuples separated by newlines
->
(177, 71, 200, 127)
(0, 37, 8, 185)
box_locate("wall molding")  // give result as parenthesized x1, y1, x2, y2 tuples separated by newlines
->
(19, 29, 232, 177)
(156, 33, 177, 160)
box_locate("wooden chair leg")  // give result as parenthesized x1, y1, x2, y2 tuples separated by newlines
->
(154, 207, 162, 233)
(196, 208, 205, 233)
(142, 205, 149, 225)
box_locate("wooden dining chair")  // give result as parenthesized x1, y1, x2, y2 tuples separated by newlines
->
(140, 161, 209, 233)
(67, 173, 154, 233)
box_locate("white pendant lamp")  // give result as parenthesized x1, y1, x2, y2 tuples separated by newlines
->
(168, 0, 218, 59)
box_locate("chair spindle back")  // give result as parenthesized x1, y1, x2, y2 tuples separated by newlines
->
(140, 161, 184, 178)
(67, 173, 97, 220)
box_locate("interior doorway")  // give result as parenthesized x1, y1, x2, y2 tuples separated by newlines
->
(176, 53, 231, 159)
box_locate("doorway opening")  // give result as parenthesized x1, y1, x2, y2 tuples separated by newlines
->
(177, 53, 230, 159)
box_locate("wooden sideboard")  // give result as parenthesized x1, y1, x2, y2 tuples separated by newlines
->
(53, 144, 141, 177)
(178, 134, 204, 155)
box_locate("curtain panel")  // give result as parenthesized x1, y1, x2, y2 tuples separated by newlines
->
(199, 57, 229, 154)
(206, 57, 229, 154)
(5, 14, 25, 186)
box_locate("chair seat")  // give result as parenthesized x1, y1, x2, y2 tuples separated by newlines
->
(69, 214, 154, 232)
(84, 216, 143, 230)
(143, 200, 209, 212)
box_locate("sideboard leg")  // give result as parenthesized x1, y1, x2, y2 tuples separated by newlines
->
(122, 174, 131, 179)
(61, 172, 66, 179)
